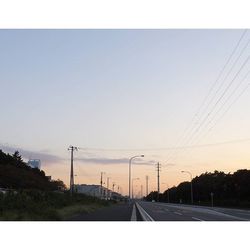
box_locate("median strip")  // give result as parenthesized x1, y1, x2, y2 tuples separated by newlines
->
(135, 202, 154, 221)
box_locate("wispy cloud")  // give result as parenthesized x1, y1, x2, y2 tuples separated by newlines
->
(0, 144, 159, 166)
(76, 157, 128, 165)
(76, 157, 157, 166)
(0, 144, 63, 164)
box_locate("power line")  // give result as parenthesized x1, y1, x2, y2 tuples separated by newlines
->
(164, 37, 250, 166)
(186, 55, 250, 147)
(196, 35, 250, 124)
(163, 30, 248, 163)
(75, 137, 250, 153)
(193, 70, 250, 141)
(205, 81, 250, 136)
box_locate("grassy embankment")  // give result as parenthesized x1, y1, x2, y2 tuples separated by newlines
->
(0, 190, 114, 221)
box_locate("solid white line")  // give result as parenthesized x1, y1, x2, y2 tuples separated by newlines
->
(131, 204, 137, 221)
(192, 217, 203, 221)
(174, 212, 183, 216)
(136, 202, 155, 221)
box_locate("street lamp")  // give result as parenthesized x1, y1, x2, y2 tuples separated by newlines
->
(129, 155, 144, 199)
(132, 178, 140, 199)
(181, 171, 193, 204)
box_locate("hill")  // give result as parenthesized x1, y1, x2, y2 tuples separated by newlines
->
(0, 149, 65, 191)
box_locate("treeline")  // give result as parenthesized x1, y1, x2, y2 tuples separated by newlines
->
(146, 169, 250, 208)
(0, 150, 65, 191)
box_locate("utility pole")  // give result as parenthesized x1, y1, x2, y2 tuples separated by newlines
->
(106, 177, 110, 200)
(68, 145, 78, 196)
(100, 172, 105, 199)
(156, 162, 161, 202)
(146, 175, 149, 197)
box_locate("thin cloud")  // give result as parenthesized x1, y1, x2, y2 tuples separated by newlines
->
(0, 144, 63, 165)
(76, 157, 128, 165)
(76, 157, 157, 166)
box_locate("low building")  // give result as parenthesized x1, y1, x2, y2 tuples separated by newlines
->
(75, 184, 122, 200)
(75, 184, 103, 198)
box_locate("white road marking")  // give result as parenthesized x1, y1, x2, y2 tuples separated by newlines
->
(192, 217, 203, 221)
(136, 202, 155, 221)
(149, 202, 247, 221)
(174, 212, 182, 216)
(131, 204, 137, 221)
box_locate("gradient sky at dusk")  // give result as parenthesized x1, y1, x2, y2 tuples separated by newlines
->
(1, 29, 250, 195)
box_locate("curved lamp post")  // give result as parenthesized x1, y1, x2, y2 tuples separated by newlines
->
(129, 155, 144, 199)
(181, 171, 193, 204)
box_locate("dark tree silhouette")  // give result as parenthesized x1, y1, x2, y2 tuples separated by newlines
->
(12, 151, 22, 162)
(0, 149, 65, 191)
(145, 169, 250, 208)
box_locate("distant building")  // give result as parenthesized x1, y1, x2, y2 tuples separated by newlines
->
(28, 159, 41, 169)
(75, 184, 103, 198)
(74, 184, 123, 200)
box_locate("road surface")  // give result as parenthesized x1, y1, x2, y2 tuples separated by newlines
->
(69, 202, 141, 221)
(68, 201, 250, 221)
(136, 201, 250, 221)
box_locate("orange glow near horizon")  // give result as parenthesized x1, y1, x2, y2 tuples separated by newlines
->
(42, 140, 250, 195)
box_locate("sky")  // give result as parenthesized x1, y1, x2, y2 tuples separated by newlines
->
(1, 29, 250, 196)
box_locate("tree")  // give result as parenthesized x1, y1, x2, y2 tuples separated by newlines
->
(145, 169, 250, 208)
(12, 151, 22, 162)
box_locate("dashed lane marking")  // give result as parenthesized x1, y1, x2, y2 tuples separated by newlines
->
(192, 217, 203, 221)
(174, 212, 183, 216)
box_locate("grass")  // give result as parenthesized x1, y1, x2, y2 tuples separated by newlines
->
(57, 203, 104, 220)
(0, 190, 113, 221)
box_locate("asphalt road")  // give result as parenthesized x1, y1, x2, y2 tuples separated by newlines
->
(69, 202, 135, 221)
(68, 201, 250, 221)
(136, 201, 250, 221)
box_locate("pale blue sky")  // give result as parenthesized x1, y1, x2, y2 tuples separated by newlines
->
(1, 30, 250, 189)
